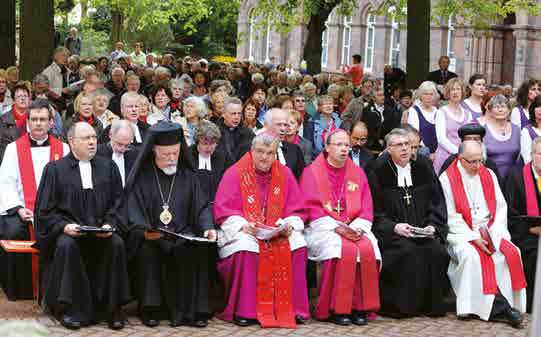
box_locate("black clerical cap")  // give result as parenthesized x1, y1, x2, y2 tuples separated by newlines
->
(458, 123, 486, 141)
(150, 121, 182, 146)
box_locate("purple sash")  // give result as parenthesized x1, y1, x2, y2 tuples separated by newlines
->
(519, 106, 530, 129)
(414, 105, 437, 153)
(526, 124, 538, 140)
(460, 101, 481, 120)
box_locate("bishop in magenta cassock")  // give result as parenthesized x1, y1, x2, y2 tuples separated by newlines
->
(440, 140, 526, 327)
(214, 131, 310, 328)
(300, 129, 380, 326)
(0, 99, 68, 300)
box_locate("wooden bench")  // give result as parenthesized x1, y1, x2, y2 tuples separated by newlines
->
(0, 240, 39, 300)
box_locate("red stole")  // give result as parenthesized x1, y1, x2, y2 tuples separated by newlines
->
(237, 153, 295, 328)
(523, 163, 539, 216)
(310, 154, 379, 312)
(15, 133, 64, 299)
(446, 159, 526, 294)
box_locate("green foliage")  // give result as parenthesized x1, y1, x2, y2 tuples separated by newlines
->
(79, 19, 110, 57)
(376, 0, 541, 28)
(91, 0, 209, 33)
(125, 22, 175, 54)
(172, 0, 240, 57)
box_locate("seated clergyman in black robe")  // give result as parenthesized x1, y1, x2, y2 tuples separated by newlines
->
(505, 136, 541, 312)
(371, 128, 450, 318)
(34, 122, 130, 330)
(122, 121, 216, 328)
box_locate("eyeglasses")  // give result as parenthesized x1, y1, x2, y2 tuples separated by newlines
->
(329, 142, 351, 149)
(389, 141, 410, 148)
(14, 95, 29, 100)
(73, 135, 97, 142)
(461, 157, 483, 165)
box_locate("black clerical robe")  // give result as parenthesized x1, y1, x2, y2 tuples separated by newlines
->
(122, 162, 214, 323)
(215, 120, 254, 166)
(34, 153, 130, 323)
(505, 165, 540, 312)
(190, 145, 229, 203)
(280, 141, 305, 179)
(371, 157, 450, 317)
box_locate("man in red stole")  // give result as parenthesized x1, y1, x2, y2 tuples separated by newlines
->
(300, 129, 380, 326)
(505, 136, 541, 313)
(440, 140, 526, 327)
(0, 99, 68, 300)
(214, 131, 309, 328)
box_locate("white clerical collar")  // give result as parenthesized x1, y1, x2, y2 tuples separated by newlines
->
(131, 122, 142, 143)
(29, 134, 48, 146)
(198, 154, 212, 171)
(78, 160, 93, 189)
(111, 152, 125, 187)
(277, 142, 286, 165)
(395, 162, 412, 187)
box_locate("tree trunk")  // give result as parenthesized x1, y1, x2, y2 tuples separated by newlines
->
(406, 0, 431, 88)
(80, 0, 88, 19)
(110, 9, 124, 50)
(20, 0, 54, 81)
(304, 8, 332, 75)
(0, 0, 16, 68)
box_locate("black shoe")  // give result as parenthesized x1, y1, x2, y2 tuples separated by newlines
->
(505, 308, 523, 328)
(108, 310, 125, 330)
(141, 311, 159, 328)
(60, 314, 81, 330)
(492, 308, 523, 329)
(169, 318, 182, 327)
(233, 316, 255, 327)
(191, 319, 208, 328)
(330, 314, 351, 326)
(351, 311, 367, 326)
(295, 315, 307, 324)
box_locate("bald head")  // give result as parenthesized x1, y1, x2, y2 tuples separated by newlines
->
(68, 122, 97, 161)
(459, 140, 482, 157)
(458, 140, 483, 176)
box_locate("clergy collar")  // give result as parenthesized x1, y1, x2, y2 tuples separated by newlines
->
(390, 159, 411, 170)
(67, 152, 95, 167)
(29, 134, 50, 147)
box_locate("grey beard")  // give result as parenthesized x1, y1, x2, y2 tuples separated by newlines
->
(160, 165, 177, 175)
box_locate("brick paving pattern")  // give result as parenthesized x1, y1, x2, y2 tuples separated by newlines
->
(0, 292, 531, 337)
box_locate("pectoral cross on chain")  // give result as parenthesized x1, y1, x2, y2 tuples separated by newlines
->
(403, 190, 412, 206)
(334, 199, 344, 216)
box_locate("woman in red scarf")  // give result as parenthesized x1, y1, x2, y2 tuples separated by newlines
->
(62, 92, 103, 141)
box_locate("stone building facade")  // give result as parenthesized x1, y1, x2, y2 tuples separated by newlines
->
(236, 0, 541, 87)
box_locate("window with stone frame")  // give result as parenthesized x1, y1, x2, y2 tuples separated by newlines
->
(341, 16, 353, 65)
(264, 25, 272, 63)
(364, 13, 376, 71)
(447, 16, 456, 59)
(389, 18, 400, 67)
(248, 9, 257, 61)
(321, 19, 330, 68)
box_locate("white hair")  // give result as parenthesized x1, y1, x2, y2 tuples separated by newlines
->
(264, 108, 289, 126)
(414, 81, 439, 100)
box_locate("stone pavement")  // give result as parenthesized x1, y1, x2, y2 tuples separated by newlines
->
(0, 291, 531, 337)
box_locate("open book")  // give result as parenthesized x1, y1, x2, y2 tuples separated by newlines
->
(255, 219, 289, 241)
(157, 227, 215, 243)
